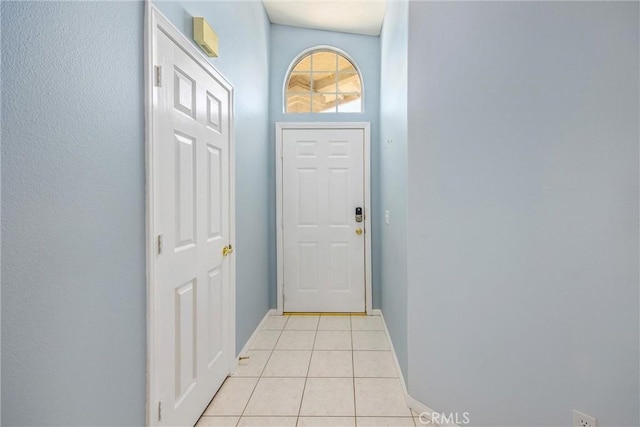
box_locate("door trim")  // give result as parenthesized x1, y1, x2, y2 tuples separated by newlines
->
(145, 5, 236, 426)
(275, 122, 372, 315)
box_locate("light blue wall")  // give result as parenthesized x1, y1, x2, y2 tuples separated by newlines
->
(2, 1, 271, 425)
(1, 4, 4, 423)
(378, 0, 409, 381)
(153, 1, 272, 353)
(406, 2, 639, 426)
(2, 2, 146, 425)
(269, 24, 381, 309)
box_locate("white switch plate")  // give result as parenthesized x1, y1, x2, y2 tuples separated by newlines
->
(384, 210, 390, 225)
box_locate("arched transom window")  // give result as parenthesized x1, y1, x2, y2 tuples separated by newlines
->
(285, 49, 363, 113)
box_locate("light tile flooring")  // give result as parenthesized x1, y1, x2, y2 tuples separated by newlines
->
(197, 314, 424, 427)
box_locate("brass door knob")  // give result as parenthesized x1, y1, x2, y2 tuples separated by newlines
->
(355, 228, 363, 235)
(222, 244, 233, 256)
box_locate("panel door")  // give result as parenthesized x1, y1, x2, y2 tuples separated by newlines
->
(154, 29, 231, 427)
(282, 128, 365, 312)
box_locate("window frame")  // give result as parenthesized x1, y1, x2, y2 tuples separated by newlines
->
(283, 45, 365, 114)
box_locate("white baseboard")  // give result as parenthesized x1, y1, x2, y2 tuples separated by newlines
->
(407, 395, 461, 427)
(234, 308, 276, 371)
(377, 311, 460, 427)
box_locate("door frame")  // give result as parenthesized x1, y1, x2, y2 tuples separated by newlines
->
(145, 5, 236, 426)
(275, 122, 372, 315)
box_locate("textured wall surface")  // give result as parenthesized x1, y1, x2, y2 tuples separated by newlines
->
(2, 1, 272, 424)
(378, 0, 409, 382)
(269, 24, 381, 309)
(406, 2, 639, 425)
(1, 3, 4, 422)
(153, 0, 272, 353)
(2, 2, 146, 425)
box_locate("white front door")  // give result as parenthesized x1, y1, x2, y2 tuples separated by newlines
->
(153, 27, 232, 427)
(282, 128, 366, 312)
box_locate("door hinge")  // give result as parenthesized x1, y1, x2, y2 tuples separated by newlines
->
(158, 400, 162, 422)
(157, 234, 164, 255)
(155, 65, 162, 87)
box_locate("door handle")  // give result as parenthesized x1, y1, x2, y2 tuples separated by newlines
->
(355, 228, 363, 236)
(222, 244, 233, 256)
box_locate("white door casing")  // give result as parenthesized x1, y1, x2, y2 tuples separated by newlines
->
(276, 123, 372, 314)
(146, 6, 235, 427)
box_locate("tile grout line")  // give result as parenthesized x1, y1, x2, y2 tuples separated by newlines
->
(236, 315, 289, 424)
(296, 315, 319, 426)
(351, 314, 358, 427)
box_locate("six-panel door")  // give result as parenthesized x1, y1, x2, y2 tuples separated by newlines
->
(282, 128, 366, 312)
(155, 30, 231, 426)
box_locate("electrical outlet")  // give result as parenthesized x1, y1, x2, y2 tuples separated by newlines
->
(573, 410, 597, 427)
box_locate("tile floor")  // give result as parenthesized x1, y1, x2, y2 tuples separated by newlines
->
(196, 314, 425, 427)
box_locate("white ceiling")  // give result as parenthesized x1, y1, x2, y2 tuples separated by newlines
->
(262, 0, 386, 37)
